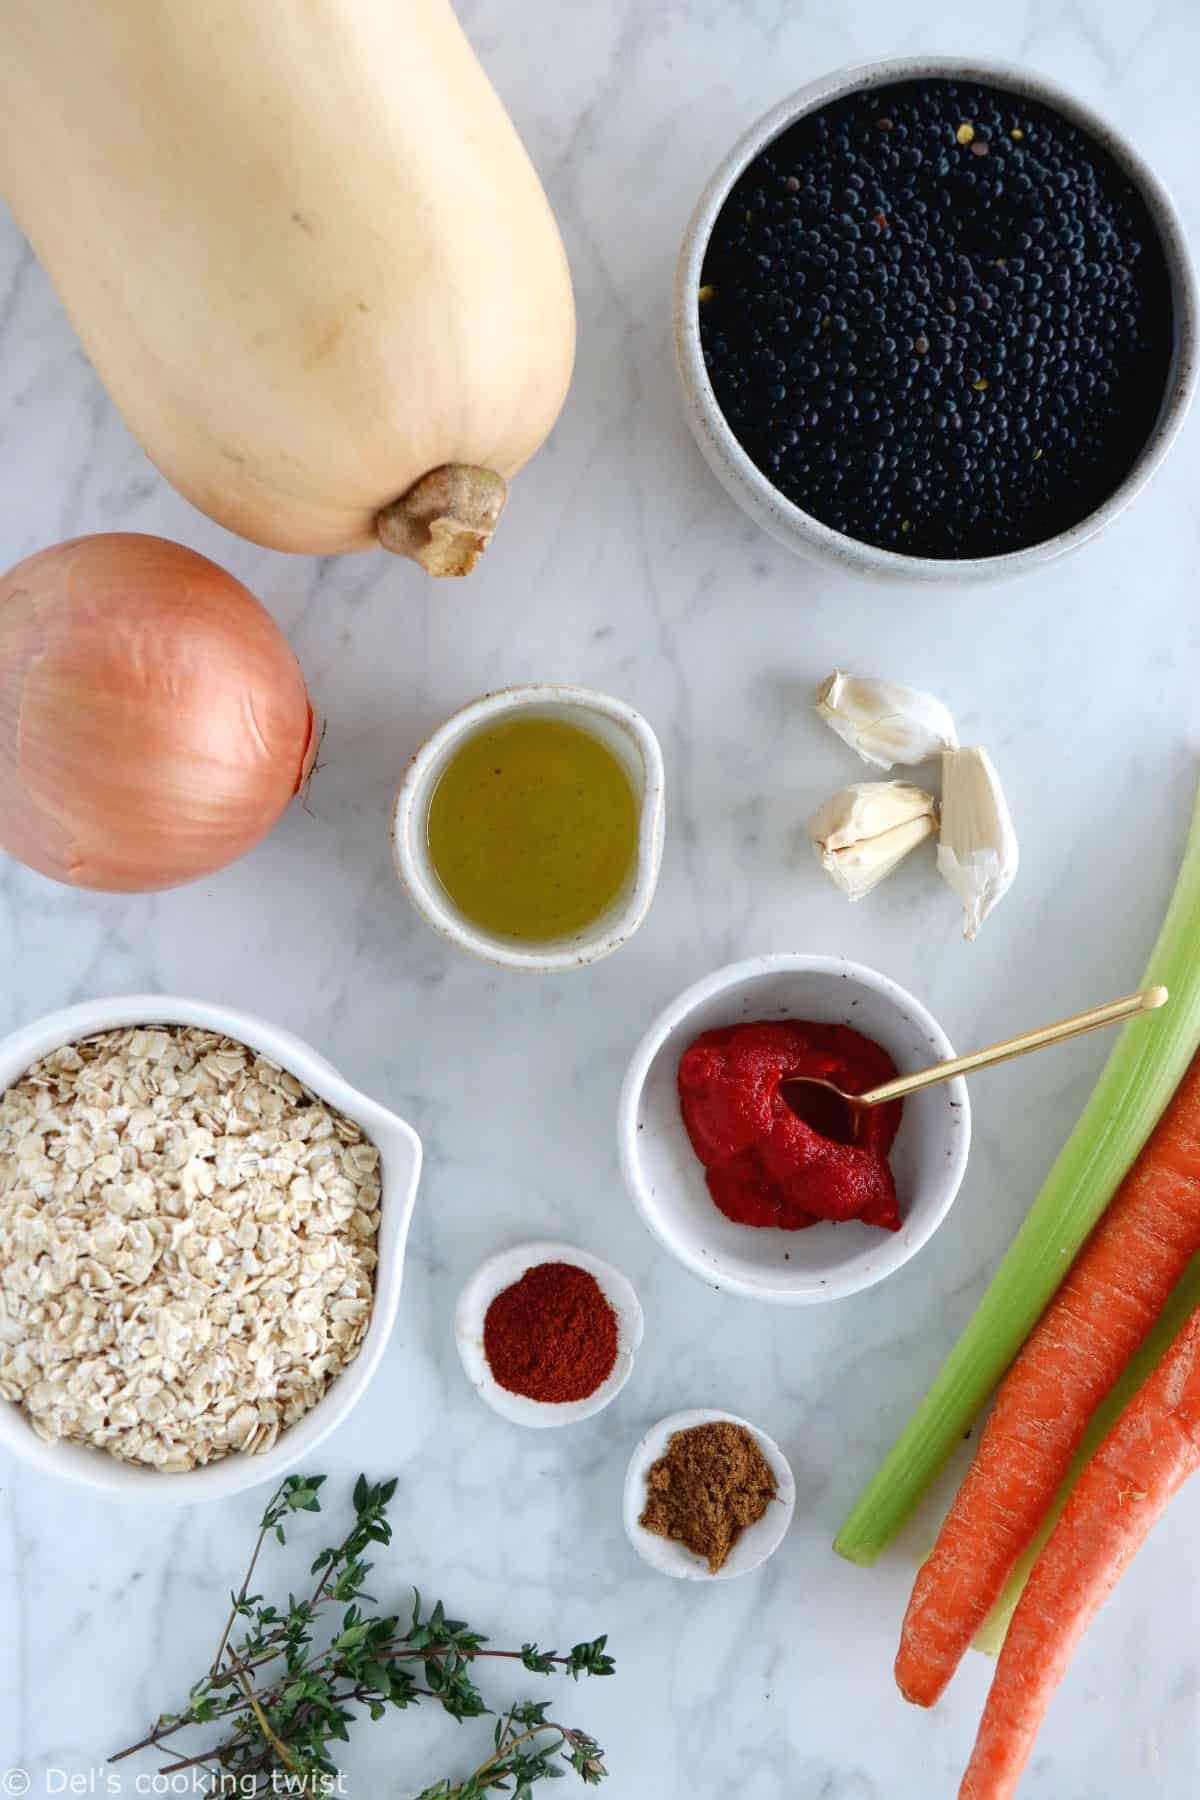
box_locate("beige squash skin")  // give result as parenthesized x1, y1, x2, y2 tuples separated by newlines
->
(0, 0, 576, 555)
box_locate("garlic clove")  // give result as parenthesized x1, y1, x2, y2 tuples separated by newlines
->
(937, 746, 1019, 940)
(808, 781, 938, 902)
(815, 672, 960, 771)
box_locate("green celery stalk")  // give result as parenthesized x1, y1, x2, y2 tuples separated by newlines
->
(835, 779, 1200, 1566)
(973, 1251, 1200, 1656)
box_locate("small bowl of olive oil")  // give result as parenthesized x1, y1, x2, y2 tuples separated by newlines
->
(392, 684, 665, 971)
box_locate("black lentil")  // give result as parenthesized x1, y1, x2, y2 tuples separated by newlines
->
(699, 79, 1172, 558)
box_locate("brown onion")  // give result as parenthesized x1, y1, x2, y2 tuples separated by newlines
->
(0, 533, 316, 892)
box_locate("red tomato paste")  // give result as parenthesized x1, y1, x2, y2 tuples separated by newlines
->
(677, 1020, 903, 1231)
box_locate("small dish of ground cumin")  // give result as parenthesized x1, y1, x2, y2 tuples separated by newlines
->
(623, 1409, 796, 1580)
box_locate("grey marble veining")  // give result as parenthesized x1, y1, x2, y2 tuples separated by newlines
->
(1, 1, 1199, 1795)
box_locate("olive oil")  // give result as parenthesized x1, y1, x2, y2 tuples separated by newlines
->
(426, 715, 639, 942)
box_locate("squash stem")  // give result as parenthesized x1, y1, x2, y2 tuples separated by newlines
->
(376, 465, 507, 577)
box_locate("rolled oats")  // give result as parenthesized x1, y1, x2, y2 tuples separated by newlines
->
(0, 1026, 381, 1470)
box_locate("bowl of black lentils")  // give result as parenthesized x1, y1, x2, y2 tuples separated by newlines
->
(675, 58, 1196, 579)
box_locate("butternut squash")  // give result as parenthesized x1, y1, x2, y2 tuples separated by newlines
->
(0, 1, 575, 574)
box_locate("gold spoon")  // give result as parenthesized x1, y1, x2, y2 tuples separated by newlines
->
(780, 986, 1169, 1144)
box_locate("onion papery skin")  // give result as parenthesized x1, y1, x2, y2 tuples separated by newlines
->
(0, 533, 315, 892)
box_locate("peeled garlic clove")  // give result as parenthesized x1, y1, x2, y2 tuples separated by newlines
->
(937, 746, 1019, 940)
(808, 781, 938, 902)
(816, 672, 960, 771)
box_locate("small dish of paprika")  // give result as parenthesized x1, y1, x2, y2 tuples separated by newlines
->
(455, 1240, 644, 1428)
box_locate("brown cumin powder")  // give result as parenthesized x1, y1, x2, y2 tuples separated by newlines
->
(639, 1419, 777, 1573)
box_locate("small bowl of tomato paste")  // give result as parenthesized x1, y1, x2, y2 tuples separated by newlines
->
(617, 954, 970, 1303)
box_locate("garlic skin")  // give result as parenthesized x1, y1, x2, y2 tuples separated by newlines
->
(816, 672, 960, 771)
(937, 746, 1019, 940)
(808, 781, 938, 902)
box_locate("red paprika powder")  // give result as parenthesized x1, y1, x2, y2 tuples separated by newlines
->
(483, 1261, 618, 1403)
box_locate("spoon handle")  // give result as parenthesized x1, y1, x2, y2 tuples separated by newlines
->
(859, 986, 1169, 1108)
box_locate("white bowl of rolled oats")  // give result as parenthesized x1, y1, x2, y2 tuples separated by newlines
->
(0, 996, 422, 1500)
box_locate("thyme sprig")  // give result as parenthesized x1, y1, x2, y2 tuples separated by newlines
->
(111, 1473, 613, 1796)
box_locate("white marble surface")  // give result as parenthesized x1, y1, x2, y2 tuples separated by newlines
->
(1, 2, 1199, 1795)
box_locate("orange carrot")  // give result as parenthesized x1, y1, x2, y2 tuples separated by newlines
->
(896, 1053, 1200, 1707)
(959, 1304, 1200, 1799)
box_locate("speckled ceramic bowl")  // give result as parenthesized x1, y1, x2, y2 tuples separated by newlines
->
(618, 954, 970, 1303)
(673, 56, 1197, 582)
(392, 684, 665, 973)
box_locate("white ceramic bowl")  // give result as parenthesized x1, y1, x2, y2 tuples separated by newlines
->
(674, 56, 1198, 582)
(623, 1409, 796, 1580)
(618, 954, 970, 1303)
(0, 995, 422, 1501)
(455, 1240, 643, 1428)
(392, 684, 665, 972)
